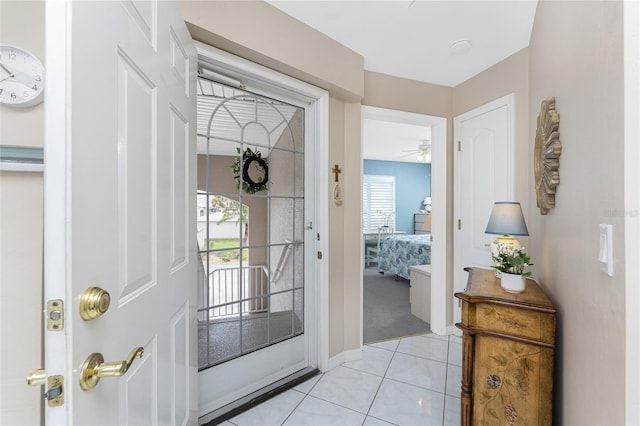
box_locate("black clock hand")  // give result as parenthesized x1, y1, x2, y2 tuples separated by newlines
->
(0, 63, 14, 77)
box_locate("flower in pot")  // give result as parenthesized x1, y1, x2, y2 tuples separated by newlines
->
(491, 242, 533, 293)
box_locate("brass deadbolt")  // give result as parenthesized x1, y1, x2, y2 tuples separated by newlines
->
(79, 287, 110, 321)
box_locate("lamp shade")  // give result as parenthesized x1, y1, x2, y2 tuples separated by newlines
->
(485, 202, 529, 236)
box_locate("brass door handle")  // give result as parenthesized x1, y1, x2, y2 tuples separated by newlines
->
(80, 347, 144, 390)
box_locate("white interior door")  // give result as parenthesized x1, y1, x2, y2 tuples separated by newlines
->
(44, 1, 197, 424)
(453, 94, 515, 325)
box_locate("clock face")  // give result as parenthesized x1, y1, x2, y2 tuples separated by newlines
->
(0, 45, 45, 107)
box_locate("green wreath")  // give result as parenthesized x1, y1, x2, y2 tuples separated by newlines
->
(232, 147, 268, 194)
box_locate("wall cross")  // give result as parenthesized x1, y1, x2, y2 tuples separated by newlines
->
(332, 164, 342, 183)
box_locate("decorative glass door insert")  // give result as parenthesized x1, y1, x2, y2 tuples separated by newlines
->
(196, 75, 305, 370)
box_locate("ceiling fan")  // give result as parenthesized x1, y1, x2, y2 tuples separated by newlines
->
(401, 140, 432, 162)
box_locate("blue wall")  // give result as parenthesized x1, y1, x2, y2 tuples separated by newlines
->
(363, 160, 431, 234)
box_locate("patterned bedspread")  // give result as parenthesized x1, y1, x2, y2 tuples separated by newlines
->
(378, 234, 431, 280)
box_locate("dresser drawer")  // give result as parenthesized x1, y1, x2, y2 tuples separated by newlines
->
(473, 303, 555, 345)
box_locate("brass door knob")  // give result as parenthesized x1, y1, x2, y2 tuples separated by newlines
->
(79, 347, 144, 390)
(79, 287, 111, 320)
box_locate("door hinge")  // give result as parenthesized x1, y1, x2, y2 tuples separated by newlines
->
(458, 141, 461, 152)
(317, 251, 323, 260)
(47, 299, 64, 331)
(458, 219, 461, 230)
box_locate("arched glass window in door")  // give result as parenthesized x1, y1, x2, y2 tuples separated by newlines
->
(196, 75, 305, 370)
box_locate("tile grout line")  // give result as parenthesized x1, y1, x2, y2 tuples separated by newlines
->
(280, 392, 309, 426)
(280, 374, 324, 425)
(441, 335, 451, 426)
(361, 341, 399, 423)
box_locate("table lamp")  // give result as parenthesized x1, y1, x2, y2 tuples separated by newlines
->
(423, 197, 431, 213)
(485, 201, 529, 261)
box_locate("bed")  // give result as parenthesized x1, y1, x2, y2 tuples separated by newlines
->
(377, 234, 431, 280)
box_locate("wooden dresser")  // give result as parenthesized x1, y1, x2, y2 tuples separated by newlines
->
(455, 267, 556, 425)
(413, 213, 430, 235)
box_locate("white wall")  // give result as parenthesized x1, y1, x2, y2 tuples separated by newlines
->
(0, 2, 45, 424)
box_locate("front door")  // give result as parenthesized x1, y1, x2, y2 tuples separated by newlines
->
(453, 94, 515, 325)
(44, 1, 197, 423)
(194, 49, 320, 420)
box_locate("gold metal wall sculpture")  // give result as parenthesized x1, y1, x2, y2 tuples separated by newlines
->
(534, 97, 562, 215)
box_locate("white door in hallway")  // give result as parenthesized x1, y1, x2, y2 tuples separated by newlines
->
(453, 94, 515, 325)
(44, 1, 197, 423)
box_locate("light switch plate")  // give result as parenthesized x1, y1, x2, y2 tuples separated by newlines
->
(599, 224, 613, 277)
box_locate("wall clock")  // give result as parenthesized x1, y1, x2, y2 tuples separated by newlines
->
(534, 97, 562, 215)
(0, 45, 46, 107)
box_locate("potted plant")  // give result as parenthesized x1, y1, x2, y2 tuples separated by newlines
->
(491, 242, 533, 293)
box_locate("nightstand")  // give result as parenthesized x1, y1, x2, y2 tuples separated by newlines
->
(409, 264, 430, 322)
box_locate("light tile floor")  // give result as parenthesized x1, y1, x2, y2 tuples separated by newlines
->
(223, 333, 462, 426)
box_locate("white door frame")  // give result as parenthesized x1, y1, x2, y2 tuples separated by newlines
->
(360, 106, 448, 336)
(194, 42, 330, 416)
(453, 93, 515, 330)
(624, 1, 640, 423)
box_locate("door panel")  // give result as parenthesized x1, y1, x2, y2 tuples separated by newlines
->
(44, 1, 197, 424)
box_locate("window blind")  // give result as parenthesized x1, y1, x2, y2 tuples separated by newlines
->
(362, 174, 395, 233)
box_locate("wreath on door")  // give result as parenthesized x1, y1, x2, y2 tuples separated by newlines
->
(232, 147, 269, 194)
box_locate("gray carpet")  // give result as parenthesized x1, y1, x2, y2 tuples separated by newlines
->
(363, 267, 430, 343)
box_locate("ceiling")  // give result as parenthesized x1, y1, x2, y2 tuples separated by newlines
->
(266, 0, 538, 163)
(363, 118, 431, 163)
(266, 0, 538, 87)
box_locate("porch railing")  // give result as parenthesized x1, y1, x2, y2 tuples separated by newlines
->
(199, 264, 269, 320)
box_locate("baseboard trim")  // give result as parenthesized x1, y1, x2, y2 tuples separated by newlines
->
(447, 325, 462, 336)
(326, 348, 363, 371)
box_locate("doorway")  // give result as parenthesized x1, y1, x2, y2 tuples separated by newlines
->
(360, 106, 448, 343)
(195, 43, 329, 421)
